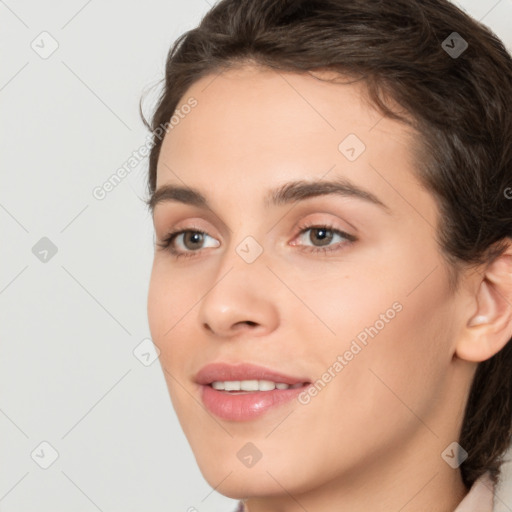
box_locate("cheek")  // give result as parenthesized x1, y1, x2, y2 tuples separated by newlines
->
(147, 265, 168, 344)
(302, 245, 455, 408)
(147, 259, 206, 379)
(316, 269, 455, 439)
(147, 261, 185, 358)
(147, 271, 193, 417)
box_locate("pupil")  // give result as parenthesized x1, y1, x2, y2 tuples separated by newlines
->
(313, 228, 332, 246)
(186, 232, 203, 248)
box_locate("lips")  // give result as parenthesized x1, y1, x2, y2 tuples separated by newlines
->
(195, 362, 312, 421)
(195, 362, 310, 386)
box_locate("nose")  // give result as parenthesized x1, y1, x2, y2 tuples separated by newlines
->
(197, 255, 280, 339)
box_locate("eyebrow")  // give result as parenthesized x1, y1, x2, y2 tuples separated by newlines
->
(146, 176, 391, 214)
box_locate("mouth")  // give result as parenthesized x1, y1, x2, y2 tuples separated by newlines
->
(195, 362, 312, 421)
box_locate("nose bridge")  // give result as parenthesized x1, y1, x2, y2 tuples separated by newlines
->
(196, 226, 281, 337)
(217, 204, 271, 270)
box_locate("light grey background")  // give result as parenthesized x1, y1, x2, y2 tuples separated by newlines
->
(1, 1, 511, 511)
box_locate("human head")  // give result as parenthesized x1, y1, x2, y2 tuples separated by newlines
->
(142, 0, 512, 503)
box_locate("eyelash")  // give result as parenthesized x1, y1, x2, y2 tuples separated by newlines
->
(156, 221, 357, 260)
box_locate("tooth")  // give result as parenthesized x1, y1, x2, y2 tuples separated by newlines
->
(240, 380, 259, 391)
(258, 380, 276, 391)
(210, 380, 300, 392)
(224, 380, 241, 391)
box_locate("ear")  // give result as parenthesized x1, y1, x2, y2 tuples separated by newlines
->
(455, 239, 512, 362)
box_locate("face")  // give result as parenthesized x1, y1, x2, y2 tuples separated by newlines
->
(147, 65, 470, 499)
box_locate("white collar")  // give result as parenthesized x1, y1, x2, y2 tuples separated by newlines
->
(453, 472, 495, 512)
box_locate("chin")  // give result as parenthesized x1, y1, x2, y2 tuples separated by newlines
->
(196, 457, 309, 499)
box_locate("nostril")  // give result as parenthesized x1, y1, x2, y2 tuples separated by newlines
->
(236, 321, 258, 328)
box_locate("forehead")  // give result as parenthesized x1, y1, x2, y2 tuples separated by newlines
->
(157, 64, 418, 174)
(154, 64, 434, 225)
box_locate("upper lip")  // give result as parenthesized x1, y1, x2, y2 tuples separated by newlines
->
(195, 362, 310, 386)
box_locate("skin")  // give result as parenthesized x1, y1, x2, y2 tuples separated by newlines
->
(147, 64, 512, 512)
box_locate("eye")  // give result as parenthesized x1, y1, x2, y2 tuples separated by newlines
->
(292, 222, 356, 255)
(156, 227, 219, 259)
(156, 222, 356, 259)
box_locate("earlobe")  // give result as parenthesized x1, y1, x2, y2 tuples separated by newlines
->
(455, 245, 512, 363)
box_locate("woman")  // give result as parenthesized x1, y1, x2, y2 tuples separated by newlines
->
(142, 0, 512, 510)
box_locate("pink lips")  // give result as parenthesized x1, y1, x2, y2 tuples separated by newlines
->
(195, 362, 311, 421)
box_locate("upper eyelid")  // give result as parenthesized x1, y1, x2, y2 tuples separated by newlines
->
(158, 211, 356, 236)
(152, 194, 367, 235)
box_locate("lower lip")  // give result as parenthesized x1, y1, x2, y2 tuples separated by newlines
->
(200, 384, 309, 421)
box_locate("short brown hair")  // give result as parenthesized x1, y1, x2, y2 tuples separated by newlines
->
(141, 0, 512, 489)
